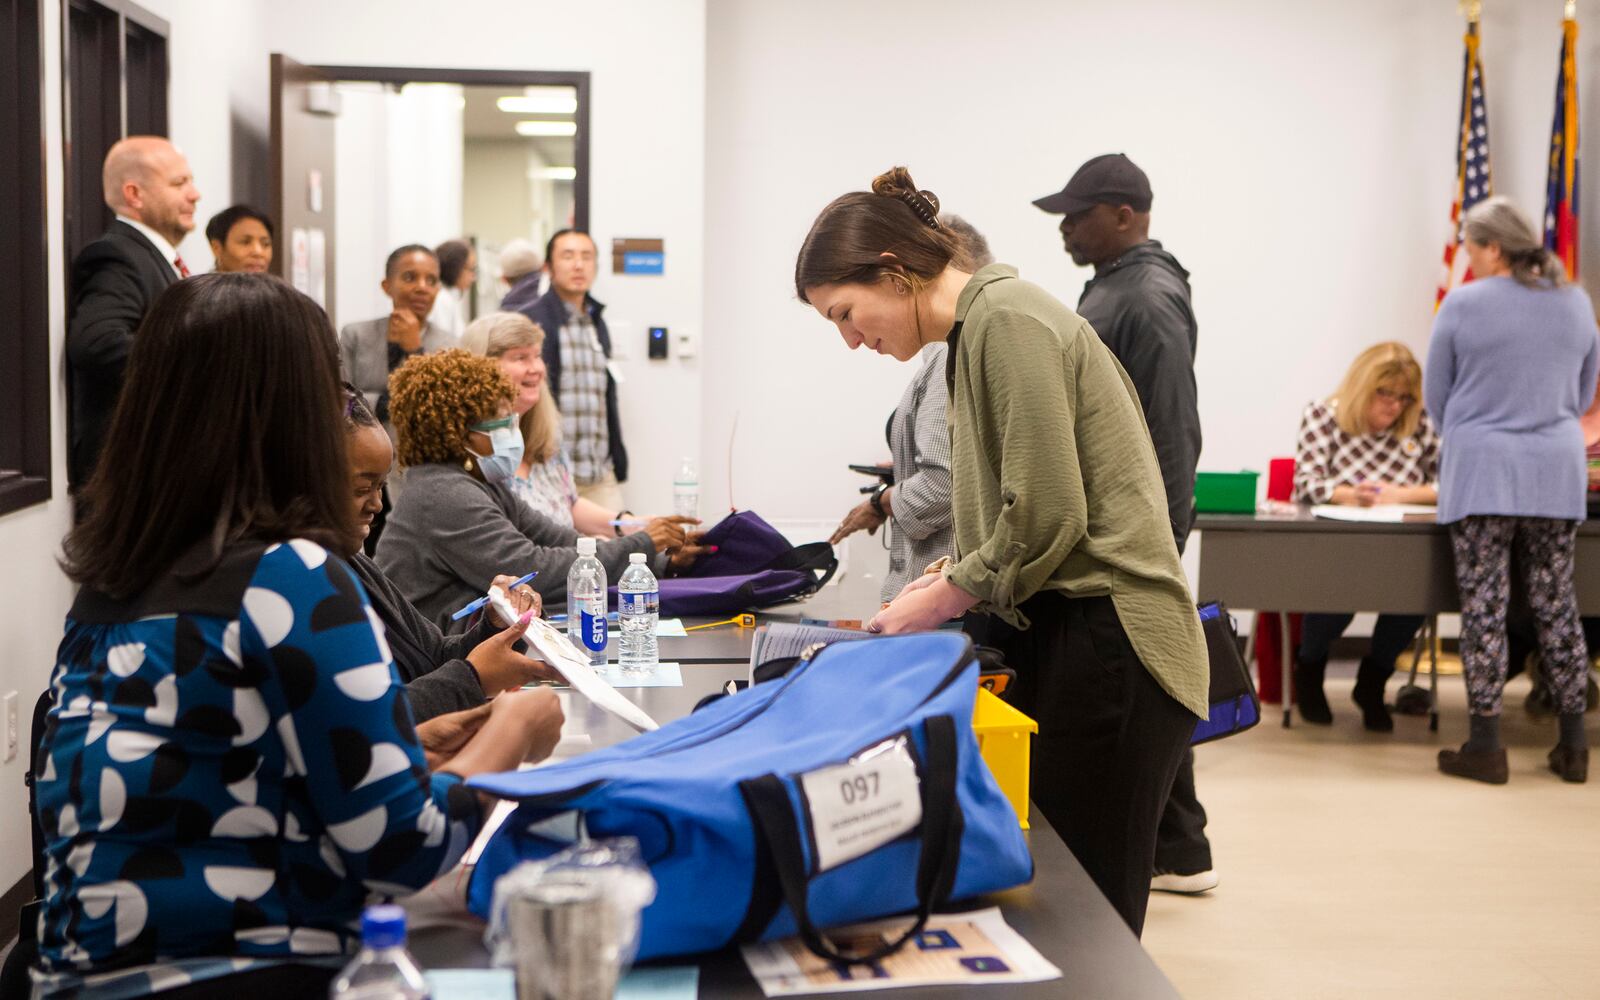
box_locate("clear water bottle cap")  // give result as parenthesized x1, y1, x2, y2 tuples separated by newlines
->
(629, 552, 647, 564)
(576, 536, 597, 555)
(361, 904, 407, 949)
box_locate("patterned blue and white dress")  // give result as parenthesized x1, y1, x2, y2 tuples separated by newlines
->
(35, 539, 482, 996)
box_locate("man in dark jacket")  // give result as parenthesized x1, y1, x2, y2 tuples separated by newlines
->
(502, 229, 628, 507)
(1035, 152, 1215, 896)
(67, 136, 201, 489)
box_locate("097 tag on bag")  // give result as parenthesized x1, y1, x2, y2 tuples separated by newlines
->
(798, 736, 922, 873)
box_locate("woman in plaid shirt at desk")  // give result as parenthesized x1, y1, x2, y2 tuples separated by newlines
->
(1290, 342, 1440, 731)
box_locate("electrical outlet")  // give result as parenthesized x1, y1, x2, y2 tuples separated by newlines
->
(4, 691, 16, 763)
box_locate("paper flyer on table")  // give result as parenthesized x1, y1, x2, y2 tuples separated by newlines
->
(1311, 503, 1437, 523)
(594, 662, 684, 688)
(521, 616, 659, 732)
(740, 907, 1060, 995)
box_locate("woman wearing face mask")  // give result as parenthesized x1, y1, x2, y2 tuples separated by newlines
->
(342, 384, 558, 720)
(375, 350, 692, 631)
(460, 311, 699, 551)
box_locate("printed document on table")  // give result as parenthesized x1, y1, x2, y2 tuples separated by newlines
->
(1311, 503, 1437, 523)
(741, 907, 1060, 995)
(522, 616, 659, 731)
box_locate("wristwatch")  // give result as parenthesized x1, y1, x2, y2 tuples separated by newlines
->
(869, 483, 889, 519)
(614, 509, 633, 537)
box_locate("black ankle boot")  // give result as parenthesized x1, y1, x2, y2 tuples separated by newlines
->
(1294, 654, 1332, 725)
(1351, 657, 1394, 732)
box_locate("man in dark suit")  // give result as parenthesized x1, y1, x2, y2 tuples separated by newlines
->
(503, 229, 628, 508)
(67, 136, 201, 489)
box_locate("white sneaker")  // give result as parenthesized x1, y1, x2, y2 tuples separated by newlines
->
(1151, 869, 1219, 895)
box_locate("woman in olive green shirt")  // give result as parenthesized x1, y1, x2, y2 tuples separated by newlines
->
(795, 167, 1209, 937)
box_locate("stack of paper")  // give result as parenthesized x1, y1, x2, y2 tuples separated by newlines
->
(1311, 503, 1437, 524)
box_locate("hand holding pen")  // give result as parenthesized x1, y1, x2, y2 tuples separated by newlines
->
(451, 571, 539, 623)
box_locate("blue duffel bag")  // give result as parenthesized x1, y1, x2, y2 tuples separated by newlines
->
(466, 632, 1035, 962)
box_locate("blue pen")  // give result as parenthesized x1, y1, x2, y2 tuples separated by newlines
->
(450, 571, 539, 621)
(609, 518, 648, 527)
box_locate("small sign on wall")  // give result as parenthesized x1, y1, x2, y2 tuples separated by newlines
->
(612, 238, 664, 275)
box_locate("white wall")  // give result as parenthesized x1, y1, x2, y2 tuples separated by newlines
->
(0, 0, 273, 896)
(263, 0, 708, 515)
(702, 0, 1600, 531)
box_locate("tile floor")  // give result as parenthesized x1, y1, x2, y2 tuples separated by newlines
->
(1142, 668, 1600, 1000)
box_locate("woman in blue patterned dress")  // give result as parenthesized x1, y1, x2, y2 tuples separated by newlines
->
(35, 274, 564, 997)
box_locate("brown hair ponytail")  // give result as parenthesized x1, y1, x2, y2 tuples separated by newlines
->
(794, 166, 965, 303)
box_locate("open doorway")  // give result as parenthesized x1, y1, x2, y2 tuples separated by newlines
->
(310, 65, 589, 332)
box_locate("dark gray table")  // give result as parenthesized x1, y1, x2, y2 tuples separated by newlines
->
(656, 570, 889, 664)
(414, 597, 1183, 999)
(1194, 508, 1600, 726)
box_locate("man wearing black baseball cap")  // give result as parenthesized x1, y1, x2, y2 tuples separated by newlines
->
(1035, 153, 1215, 897)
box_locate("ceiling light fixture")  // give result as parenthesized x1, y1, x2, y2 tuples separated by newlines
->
(497, 94, 578, 115)
(515, 120, 578, 137)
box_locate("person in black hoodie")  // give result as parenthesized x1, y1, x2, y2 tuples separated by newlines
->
(341, 385, 556, 721)
(1034, 153, 1213, 896)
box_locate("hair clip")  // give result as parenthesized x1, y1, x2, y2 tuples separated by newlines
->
(895, 189, 942, 230)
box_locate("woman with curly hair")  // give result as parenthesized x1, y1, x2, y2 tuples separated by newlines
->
(375, 349, 703, 631)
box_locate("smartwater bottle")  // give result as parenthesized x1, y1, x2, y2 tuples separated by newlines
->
(567, 536, 608, 666)
(673, 458, 699, 520)
(617, 553, 660, 672)
(328, 905, 429, 999)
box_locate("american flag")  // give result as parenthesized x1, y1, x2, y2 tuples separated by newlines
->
(1543, 15, 1579, 280)
(1437, 20, 1492, 307)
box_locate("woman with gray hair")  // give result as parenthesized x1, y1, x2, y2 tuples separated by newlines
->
(1427, 195, 1600, 784)
(461, 311, 699, 552)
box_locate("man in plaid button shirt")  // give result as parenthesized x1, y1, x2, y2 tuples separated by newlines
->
(514, 230, 629, 509)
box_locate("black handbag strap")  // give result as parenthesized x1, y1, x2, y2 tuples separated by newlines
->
(739, 714, 963, 964)
(768, 541, 839, 592)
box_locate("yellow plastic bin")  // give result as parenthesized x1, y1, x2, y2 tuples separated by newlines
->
(973, 687, 1038, 830)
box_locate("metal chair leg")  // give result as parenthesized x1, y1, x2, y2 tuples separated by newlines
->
(1428, 617, 1440, 732)
(1280, 611, 1292, 728)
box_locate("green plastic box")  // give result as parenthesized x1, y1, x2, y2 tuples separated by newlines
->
(1194, 471, 1259, 514)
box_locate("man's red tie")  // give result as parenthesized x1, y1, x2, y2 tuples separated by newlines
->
(174, 256, 191, 278)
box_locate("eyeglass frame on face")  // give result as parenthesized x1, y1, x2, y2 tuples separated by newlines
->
(1374, 386, 1417, 407)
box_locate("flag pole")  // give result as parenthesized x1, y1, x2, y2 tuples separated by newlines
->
(1567, 0, 1577, 22)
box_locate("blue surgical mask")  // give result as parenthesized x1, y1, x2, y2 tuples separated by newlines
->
(470, 425, 524, 483)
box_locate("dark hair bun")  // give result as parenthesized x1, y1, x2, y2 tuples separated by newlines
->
(871, 166, 942, 228)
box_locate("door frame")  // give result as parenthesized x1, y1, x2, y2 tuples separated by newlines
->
(310, 65, 592, 233)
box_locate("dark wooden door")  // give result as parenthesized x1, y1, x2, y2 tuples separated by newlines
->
(269, 53, 337, 320)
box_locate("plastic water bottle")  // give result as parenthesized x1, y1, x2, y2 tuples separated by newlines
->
(617, 552, 660, 672)
(328, 905, 429, 999)
(673, 457, 699, 520)
(567, 536, 608, 666)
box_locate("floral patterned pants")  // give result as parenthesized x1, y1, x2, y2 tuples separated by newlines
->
(1450, 516, 1590, 716)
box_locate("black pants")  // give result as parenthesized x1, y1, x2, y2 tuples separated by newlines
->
(1299, 612, 1426, 667)
(1155, 748, 1210, 874)
(982, 592, 1195, 936)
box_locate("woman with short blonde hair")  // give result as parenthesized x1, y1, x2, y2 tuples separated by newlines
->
(461, 311, 698, 547)
(1289, 341, 1441, 730)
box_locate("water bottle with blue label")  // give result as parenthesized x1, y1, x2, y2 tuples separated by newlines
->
(617, 552, 660, 672)
(567, 536, 608, 666)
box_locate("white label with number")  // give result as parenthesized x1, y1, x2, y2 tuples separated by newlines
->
(798, 737, 922, 873)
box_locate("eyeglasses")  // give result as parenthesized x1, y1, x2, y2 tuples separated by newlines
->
(470, 415, 516, 432)
(1374, 387, 1417, 407)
